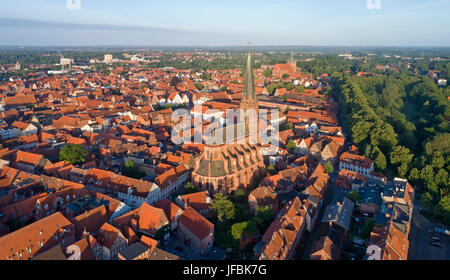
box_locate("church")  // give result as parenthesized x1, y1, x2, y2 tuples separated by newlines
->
(191, 50, 266, 194)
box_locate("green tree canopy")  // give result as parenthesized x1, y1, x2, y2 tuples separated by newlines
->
(194, 83, 204, 90)
(231, 220, 259, 243)
(183, 182, 198, 195)
(231, 188, 246, 204)
(202, 71, 212, 80)
(263, 68, 272, 78)
(390, 146, 414, 177)
(408, 168, 420, 183)
(434, 195, 450, 224)
(122, 159, 145, 179)
(285, 82, 294, 91)
(210, 193, 235, 222)
(420, 192, 433, 209)
(348, 190, 362, 203)
(371, 146, 387, 171)
(425, 133, 450, 161)
(59, 144, 87, 165)
(361, 218, 375, 238)
(296, 85, 305, 93)
(421, 165, 437, 194)
(323, 162, 334, 174)
(266, 164, 276, 175)
(286, 139, 297, 153)
(256, 206, 273, 224)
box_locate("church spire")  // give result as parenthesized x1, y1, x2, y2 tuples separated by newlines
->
(242, 43, 256, 103)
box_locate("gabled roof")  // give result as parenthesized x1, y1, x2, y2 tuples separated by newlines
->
(154, 198, 183, 223)
(310, 236, 339, 260)
(140, 235, 158, 253)
(114, 203, 169, 236)
(0, 212, 73, 260)
(95, 222, 126, 249)
(68, 237, 94, 260)
(322, 197, 355, 230)
(31, 244, 68, 260)
(118, 242, 149, 260)
(178, 207, 213, 240)
(73, 205, 108, 239)
(14, 150, 43, 167)
(84, 168, 154, 197)
(260, 197, 305, 260)
(179, 191, 211, 212)
(340, 152, 373, 168)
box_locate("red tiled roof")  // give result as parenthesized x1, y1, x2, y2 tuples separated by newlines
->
(73, 205, 108, 239)
(114, 203, 169, 236)
(340, 152, 373, 168)
(0, 212, 73, 260)
(14, 150, 43, 166)
(178, 207, 213, 240)
(154, 198, 183, 223)
(95, 222, 126, 249)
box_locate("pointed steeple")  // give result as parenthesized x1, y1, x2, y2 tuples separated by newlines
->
(240, 43, 259, 141)
(242, 44, 256, 103)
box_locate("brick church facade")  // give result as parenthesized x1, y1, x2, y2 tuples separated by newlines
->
(192, 51, 266, 194)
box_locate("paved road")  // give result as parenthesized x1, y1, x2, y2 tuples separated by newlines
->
(408, 201, 450, 260)
(299, 170, 339, 259)
(163, 233, 206, 260)
(297, 91, 350, 259)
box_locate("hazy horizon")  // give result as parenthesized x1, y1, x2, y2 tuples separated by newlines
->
(1, 0, 450, 47)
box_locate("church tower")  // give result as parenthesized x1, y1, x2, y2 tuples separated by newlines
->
(191, 46, 266, 194)
(240, 47, 259, 141)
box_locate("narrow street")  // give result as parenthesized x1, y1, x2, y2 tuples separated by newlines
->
(299, 169, 339, 259)
(298, 88, 348, 259)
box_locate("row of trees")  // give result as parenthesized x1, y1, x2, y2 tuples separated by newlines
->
(336, 72, 450, 224)
(266, 81, 295, 95)
(296, 55, 356, 77)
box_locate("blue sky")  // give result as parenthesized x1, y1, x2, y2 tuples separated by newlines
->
(0, 0, 449, 46)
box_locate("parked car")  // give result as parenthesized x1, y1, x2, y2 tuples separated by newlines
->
(431, 241, 443, 248)
(432, 236, 442, 242)
(434, 227, 445, 235)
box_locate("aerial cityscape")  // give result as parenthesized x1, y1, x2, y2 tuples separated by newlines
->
(0, 0, 449, 264)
